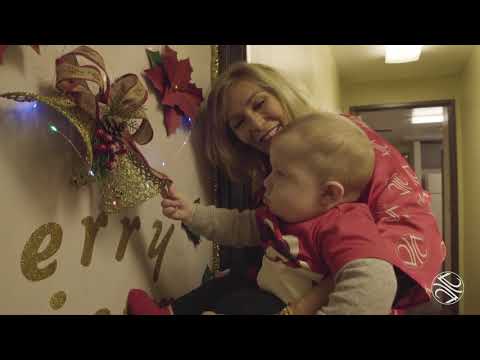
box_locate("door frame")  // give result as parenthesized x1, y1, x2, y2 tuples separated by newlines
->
(350, 100, 459, 315)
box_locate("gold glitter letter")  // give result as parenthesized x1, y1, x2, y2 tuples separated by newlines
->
(94, 308, 111, 315)
(50, 291, 67, 310)
(21, 223, 63, 282)
(115, 216, 141, 262)
(148, 221, 174, 282)
(80, 212, 108, 267)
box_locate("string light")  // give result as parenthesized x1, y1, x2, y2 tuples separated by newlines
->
(14, 101, 39, 113)
(49, 124, 58, 133)
(88, 170, 95, 177)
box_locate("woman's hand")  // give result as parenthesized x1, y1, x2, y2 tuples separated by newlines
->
(280, 276, 335, 315)
(161, 185, 194, 222)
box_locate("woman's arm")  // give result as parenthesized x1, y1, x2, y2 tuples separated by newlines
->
(281, 258, 396, 315)
(316, 258, 397, 315)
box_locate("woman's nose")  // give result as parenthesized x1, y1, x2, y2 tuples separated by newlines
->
(246, 111, 264, 131)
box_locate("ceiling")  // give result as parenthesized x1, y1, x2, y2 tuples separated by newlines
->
(357, 107, 445, 145)
(330, 45, 474, 84)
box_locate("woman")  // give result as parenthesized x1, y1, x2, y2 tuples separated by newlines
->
(128, 62, 445, 315)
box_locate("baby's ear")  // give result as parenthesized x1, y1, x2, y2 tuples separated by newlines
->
(321, 181, 345, 206)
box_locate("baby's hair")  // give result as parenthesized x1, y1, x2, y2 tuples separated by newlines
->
(274, 112, 374, 199)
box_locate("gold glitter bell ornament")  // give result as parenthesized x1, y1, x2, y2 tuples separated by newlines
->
(0, 46, 171, 214)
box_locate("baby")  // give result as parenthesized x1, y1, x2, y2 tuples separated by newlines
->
(130, 112, 421, 314)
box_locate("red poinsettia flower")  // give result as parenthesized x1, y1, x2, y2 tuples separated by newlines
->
(0, 45, 40, 64)
(145, 46, 203, 136)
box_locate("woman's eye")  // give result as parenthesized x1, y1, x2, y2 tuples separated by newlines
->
(232, 118, 244, 129)
(253, 99, 265, 110)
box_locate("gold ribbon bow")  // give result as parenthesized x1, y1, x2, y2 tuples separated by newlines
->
(55, 46, 155, 165)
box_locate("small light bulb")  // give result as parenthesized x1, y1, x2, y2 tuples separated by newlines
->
(162, 162, 166, 167)
(88, 170, 95, 177)
(49, 125, 58, 133)
(32, 102, 38, 109)
(112, 201, 117, 206)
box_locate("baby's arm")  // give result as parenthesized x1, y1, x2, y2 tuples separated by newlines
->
(161, 185, 261, 248)
(183, 204, 261, 248)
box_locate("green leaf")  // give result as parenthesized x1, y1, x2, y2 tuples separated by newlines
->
(146, 49, 163, 68)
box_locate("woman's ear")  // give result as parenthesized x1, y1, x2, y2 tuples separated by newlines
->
(321, 181, 345, 206)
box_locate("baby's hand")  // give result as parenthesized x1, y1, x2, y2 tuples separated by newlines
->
(161, 184, 194, 222)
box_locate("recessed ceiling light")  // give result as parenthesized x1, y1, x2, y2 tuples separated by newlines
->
(385, 45, 423, 64)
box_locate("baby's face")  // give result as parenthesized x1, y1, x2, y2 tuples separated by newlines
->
(263, 136, 328, 223)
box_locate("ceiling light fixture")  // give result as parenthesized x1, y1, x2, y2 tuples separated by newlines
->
(385, 45, 423, 64)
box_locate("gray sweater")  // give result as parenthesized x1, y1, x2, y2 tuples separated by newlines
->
(184, 204, 397, 315)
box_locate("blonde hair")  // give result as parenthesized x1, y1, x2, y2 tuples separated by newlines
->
(275, 112, 374, 198)
(201, 62, 318, 185)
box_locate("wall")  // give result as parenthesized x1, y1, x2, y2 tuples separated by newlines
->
(459, 46, 480, 314)
(341, 75, 462, 111)
(0, 45, 213, 314)
(247, 45, 341, 112)
(342, 75, 466, 313)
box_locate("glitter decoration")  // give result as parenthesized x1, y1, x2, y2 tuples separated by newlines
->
(80, 213, 108, 267)
(0, 93, 94, 167)
(115, 217, 141, 262)
(148, 223, 174, 283)
(49, 291, 67, 310)
(100, 152, 171, 214)
(21, 223, 63, 282)
(95, 308, 111, 315)
(148, 220, 163, 258)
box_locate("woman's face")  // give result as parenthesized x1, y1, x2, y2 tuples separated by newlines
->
(225, 81, 288, 153)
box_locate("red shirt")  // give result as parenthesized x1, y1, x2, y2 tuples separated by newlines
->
(254, 114, 446, 310)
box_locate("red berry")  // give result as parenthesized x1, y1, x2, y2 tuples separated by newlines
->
(108, 160, 117, 170)
(95, 144, 108, 152)
(96, 128, 105, 138)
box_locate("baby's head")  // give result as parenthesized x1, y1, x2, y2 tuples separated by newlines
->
(263, 112, 374, 223)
